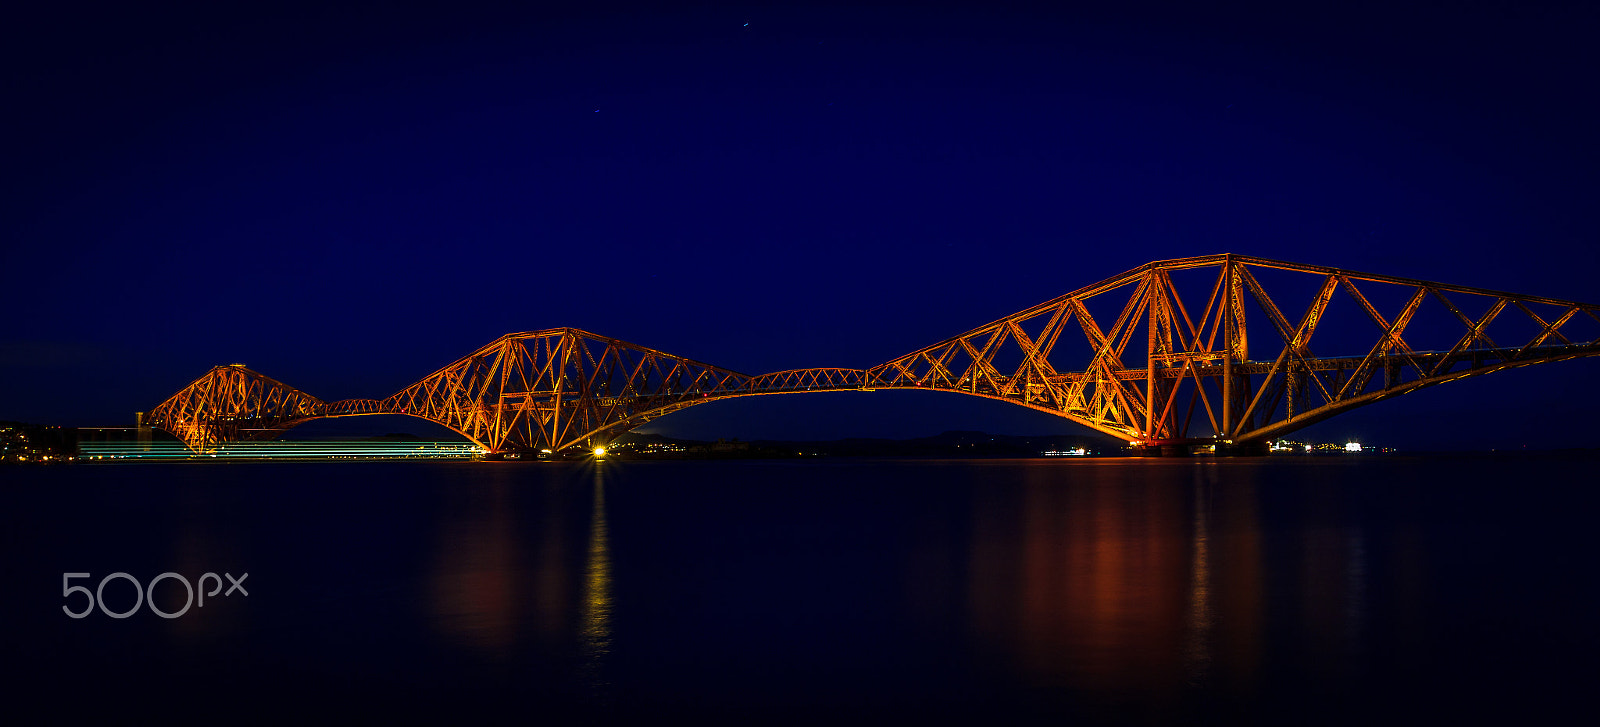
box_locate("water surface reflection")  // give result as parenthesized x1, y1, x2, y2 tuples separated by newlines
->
(961, 460, 1391, 720)
(10, 455, 1596, 723)
(428, 476, 523, 656)
(580, 464, 613, 698)
(969, 463, 1200, 707)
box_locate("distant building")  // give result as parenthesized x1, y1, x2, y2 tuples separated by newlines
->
(1, 422, 78, 463)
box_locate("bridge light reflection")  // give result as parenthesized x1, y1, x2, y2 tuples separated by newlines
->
(579, 464, 613, 698)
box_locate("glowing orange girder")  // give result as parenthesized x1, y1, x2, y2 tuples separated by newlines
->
(146, 255, 1600, 453)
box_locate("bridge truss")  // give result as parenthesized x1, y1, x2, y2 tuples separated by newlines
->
(146, 254, 1600, 454)
(862, 254, 1600, 450)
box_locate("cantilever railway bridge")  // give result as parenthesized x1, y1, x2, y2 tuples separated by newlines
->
(147, 254, 1600, 455)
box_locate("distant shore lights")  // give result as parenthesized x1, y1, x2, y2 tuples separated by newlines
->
(1043, 447, 1088, 457)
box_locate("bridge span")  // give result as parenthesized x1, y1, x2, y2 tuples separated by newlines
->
(146, 254, 1600, 455)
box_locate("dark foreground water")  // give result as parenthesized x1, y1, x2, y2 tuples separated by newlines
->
(4, 454, 1598, 724)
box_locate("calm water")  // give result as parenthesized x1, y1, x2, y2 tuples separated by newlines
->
(5, 455, 1598, 724)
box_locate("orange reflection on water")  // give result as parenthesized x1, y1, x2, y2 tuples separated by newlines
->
(578, 464, 612, 696)
(972, 465, 1188, 694)
(969, 462, 1267, 705)
(428, 478, 526, 655)
(425, 464, 608, 670)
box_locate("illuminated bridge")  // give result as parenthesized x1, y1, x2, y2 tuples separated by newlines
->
(147, 254, 1600, 456)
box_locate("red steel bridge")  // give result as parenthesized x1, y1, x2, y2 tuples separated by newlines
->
(147, 254, 1600, 456)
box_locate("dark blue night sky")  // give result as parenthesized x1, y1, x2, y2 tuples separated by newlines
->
(4, 2, 1597, 449)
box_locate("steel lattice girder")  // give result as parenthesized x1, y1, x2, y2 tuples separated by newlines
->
(146, 365, 325, 451)
(861, 254, 1600, 444)
(147, 255, 1600, 452)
